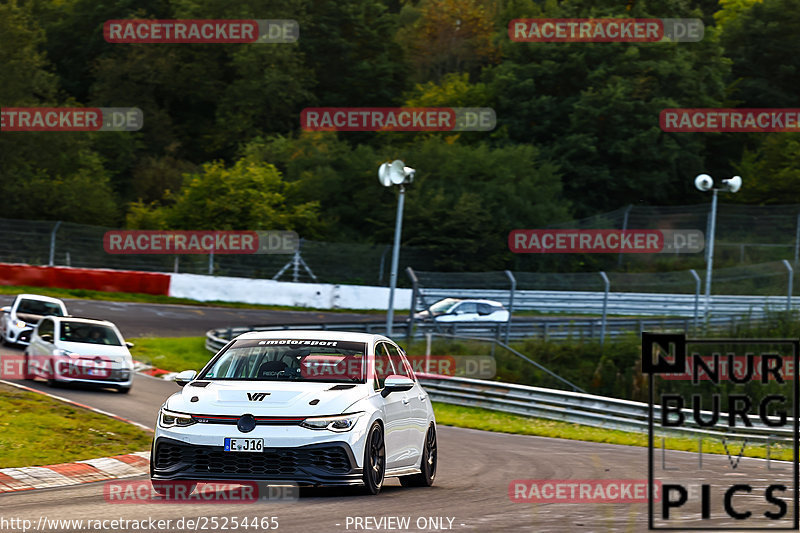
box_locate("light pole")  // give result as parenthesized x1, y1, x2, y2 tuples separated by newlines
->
(694, 174, 742, 325)
(379, 160, 416, 337)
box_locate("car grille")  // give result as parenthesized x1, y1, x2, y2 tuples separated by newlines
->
(17, 330, 31, 343)
(155, 441, 353, 476)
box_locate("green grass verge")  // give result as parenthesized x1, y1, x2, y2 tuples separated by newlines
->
(432, 402, 792, 461)
(130, 337, 215, 372)
(0, 384, 153, 468)
(0, 284, 389, 314)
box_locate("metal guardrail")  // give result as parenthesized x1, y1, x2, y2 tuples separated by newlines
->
(413, 288, 800, 318)
(418, 375, 792, 443)
(205, 314, 766, 350)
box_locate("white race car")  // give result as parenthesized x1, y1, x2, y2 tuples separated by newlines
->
(414, 298, 510, 323)
(150, 331, 437, 495)
(1, 294, 68, 346)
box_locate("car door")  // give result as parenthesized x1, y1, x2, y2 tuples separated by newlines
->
(386, 342, 426, 466)
(29, 318, 55, 377)
(374, 342, 414, 468)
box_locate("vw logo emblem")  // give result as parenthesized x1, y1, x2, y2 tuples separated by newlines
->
(237, 414, 256, 433)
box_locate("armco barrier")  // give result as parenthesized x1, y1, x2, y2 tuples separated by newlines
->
(205, 313, 762, 349)
(417, 375, 791, 443)
(0, 262, 170, 295)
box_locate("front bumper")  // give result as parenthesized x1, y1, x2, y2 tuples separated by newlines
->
(150, 436, 362, 485)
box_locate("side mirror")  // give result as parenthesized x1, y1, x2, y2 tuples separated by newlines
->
(173, 369, 197, 387)
(381, 375, 414, 397)
(125, 341, 134, 349)
(40, 334, 53, 344)
(0, 306, 9, 314)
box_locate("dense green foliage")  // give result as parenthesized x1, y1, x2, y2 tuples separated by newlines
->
(1, 0, 797, 270)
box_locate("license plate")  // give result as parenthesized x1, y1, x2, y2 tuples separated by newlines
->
(224, 438, 263, 452)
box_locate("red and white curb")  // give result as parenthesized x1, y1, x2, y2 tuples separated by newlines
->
(133, 359, 177, 380)
(0, 362, 185, 494)
(0, 452, 150, 493)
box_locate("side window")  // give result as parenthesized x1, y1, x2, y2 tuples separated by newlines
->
(38, 319, 54, 338)
(385, 343, 411, 378)
(373, 343, 396, 390)
(477, 303, 493, 315)
(456, 302, 477, 314)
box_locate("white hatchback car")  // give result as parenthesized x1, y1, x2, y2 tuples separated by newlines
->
(1, 294, 68, 346)
(150, 331, 437, 495)
(25, 316, 135, 393)
(414, 298, 510, 323)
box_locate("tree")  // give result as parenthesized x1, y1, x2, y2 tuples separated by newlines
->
(486, 0, 730, 216)
(397, 0, 500, 83)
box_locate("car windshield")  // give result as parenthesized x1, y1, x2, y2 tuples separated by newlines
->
(200, 339, 368, 383)
(59, 322, 122, 346)
(429, 299, 460, 314)
(17, 299, 64, 317)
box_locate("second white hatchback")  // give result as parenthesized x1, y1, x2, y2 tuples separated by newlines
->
(25, 316, 135, 393)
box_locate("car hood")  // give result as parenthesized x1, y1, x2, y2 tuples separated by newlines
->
(15, 313, 44, 325)
(55, 341, 131, 358)
(165, 380, 369, 417)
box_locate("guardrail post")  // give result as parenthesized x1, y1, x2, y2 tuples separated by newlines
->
(543, 322, 549, 342)
(406, 267, 419, 345)
(689, 269, 701, 333)
(504, 270, 516, 343)
(599, 271, 610, 347)
(783, 259, 793, 311)
(208, 250, 214, 275)
(174, 255, 180, 273)
(425, 332, 432, 373)
(48, 221, 62, 266)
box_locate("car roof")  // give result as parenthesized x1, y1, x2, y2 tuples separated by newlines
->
(16, 293, 67, 305)
(235, 330, 390, 344)
(440, 298, 504, 306)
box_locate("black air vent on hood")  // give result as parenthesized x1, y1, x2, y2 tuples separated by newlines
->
(189, 381, 211, 387)
(327, 384, 356, 391)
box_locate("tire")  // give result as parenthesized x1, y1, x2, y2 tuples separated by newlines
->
(117, 386, 132, 394)
(400, 425, 437, 487)
(151, 480, 197, 499)
(361, 421, 385, 495)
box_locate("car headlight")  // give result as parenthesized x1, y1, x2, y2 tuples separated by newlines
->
(159, 409, 196, 428)
(14, 320, 26, 329)
(300, 412, 363, 432)
(54, 349, 79, 358)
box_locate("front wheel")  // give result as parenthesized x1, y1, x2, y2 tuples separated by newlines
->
(362, 422, 385, 495)
(400, 425, 437, 487)
(116, 386, 132, 394)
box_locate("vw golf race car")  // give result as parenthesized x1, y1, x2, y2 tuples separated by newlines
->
(150, 331, 437, 495)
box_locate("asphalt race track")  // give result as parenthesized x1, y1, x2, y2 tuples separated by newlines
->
(0, 298, 791, 532)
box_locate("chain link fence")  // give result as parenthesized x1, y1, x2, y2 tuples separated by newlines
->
(4, 201, 800, 288)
